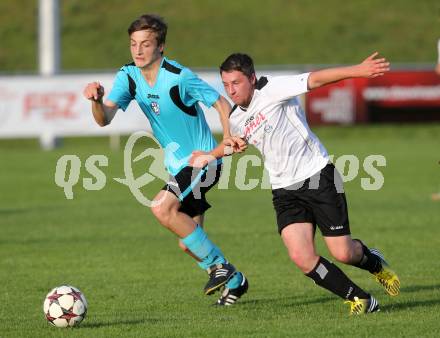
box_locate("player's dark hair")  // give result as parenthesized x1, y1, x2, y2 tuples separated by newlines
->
(128, 14, 167, 47)
(219, 53, 255, 78)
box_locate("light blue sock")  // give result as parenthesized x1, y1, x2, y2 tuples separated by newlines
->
(181, 225, 226, 270)
(225, 272, 243, 289)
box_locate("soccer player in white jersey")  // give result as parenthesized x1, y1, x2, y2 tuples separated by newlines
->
(218, 52, 401, 314)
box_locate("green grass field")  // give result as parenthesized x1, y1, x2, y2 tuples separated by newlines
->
(1, 124, 440, 337)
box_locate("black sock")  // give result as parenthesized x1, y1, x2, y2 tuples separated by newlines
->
(353, 239, 382, 274)
(306, 256, 369, 301)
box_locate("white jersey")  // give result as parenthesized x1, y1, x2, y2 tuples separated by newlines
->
(229, 73, 329, 189)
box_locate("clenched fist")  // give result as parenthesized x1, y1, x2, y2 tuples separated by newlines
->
(83, 82, 105, 102)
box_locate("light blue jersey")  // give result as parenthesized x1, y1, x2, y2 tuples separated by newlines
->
(108, 57, 220, 176)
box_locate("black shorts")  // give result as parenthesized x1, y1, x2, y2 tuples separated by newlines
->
(272, 163, 350, 237)
(162, 164, 222, 218)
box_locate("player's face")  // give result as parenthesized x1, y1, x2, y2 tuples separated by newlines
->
(130, 30, 164, 69)
(221, 70, 256, 108)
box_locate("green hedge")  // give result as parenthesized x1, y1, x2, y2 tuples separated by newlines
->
(1, 0, 438, 72)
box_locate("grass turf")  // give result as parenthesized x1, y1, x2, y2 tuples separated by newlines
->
(0, 124, 439, 337)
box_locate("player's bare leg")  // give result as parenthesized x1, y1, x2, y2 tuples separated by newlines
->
(281, 223, 378, 314)
(151, 190, 197, 237)
(325, 235, 400, 296)
(281, 223, 319, 273)
(323, 235, 363, 265)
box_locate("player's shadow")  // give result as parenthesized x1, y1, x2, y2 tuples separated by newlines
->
(81, 318, 161, 328)
(0, 205, 66, 215)
(380, 283, 440, 312)
(0, 207, 30, 215)
(283, 295, 336, 307)
(239, 284, 440, 310)
(399, 284, 440, 294)
(381, 298, 440, 312)
(239, 295, 335, 307)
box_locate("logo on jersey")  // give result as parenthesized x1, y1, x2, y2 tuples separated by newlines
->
(147, 93, 160, 99)
(150, 102, 160, 115)
(244, 112, 266, 141)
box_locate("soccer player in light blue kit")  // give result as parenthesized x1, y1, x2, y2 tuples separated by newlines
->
(83, 14, 248, 305)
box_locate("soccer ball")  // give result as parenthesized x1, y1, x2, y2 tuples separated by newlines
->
(43, 285, 88, 328)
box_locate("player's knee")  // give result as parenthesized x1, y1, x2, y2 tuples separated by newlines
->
(330, 248, 354, 264)
(151, 203, 173, 227)
(288, 250, 317, 273)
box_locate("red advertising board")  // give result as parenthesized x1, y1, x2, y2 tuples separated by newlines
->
(306, 71, 440, 124)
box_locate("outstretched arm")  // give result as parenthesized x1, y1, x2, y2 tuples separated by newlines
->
(308, 52, 390, 90)
(189, 136, 247, 168)
(83, 81, 119, 126)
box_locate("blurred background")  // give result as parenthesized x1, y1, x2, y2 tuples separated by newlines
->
(1, 0, 439, 71)
(1, 0, 439, 147)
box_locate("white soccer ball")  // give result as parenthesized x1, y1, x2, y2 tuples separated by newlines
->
(43, 285, 88, 328)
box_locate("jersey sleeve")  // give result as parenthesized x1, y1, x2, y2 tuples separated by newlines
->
(262, 73, 310, 103)
(179, 68, 220, 108)
(107, 70, 133, 111)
